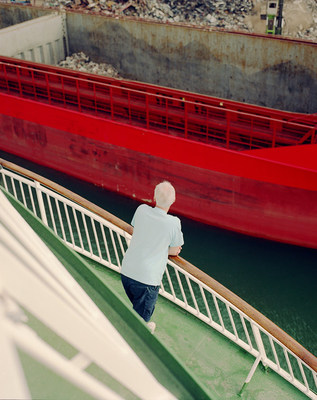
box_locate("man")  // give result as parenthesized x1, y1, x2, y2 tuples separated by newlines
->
(121, 181, 184, 333)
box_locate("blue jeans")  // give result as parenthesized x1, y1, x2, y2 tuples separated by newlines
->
(121, 275, 160, 322)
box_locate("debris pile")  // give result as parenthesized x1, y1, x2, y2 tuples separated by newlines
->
(288, 0, 317, 41)
(48, 0, 255, 31)
(57, 52, 121, 77)
(296, 24, 317, 41)
(122, 0, 254, 30)
(45, 0, 317, 41)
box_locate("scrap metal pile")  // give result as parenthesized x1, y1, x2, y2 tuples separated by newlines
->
(44, 0, 317, 40)
(52, 0, 255, 31)
(48, 0, 317, 40)
(121, 0, 254, 30)
(57, 52, 122, 77)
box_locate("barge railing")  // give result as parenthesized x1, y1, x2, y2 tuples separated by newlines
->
(0, 56, 315, 151)
(1, 158, 316, 399)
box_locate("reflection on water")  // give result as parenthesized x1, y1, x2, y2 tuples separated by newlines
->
(1, 151, 316, 356)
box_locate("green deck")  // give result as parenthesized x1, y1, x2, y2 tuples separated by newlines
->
(5, 190, 308, 400)
(87, 258, 307, 400)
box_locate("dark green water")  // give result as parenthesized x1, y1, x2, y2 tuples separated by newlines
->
(2, 151, 316, 356)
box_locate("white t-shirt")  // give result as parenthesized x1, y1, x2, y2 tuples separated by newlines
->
(121, 204, 184, 286)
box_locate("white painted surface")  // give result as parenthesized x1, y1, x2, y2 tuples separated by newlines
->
(0, 13, 66, 63)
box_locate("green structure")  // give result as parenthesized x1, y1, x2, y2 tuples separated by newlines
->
(266, 0, 278, 34)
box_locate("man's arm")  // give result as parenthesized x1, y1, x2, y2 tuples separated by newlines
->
(168, 246, 182, 256)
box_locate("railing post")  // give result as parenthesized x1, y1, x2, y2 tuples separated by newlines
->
(311, 128, 316, 144)
(272, 122, 277, 148)
(0, 165, 4, 188)
(61, 76, 66, 107)
(249, 117, 254, 149)
(237, 324, 267, 396)
(110, 87, 114, 120)
(76, 80, 81, 113)
(238, 354, 262, 397)
(146, 94, 149, 129)
(251, 323, 267, 364)
(166, 98, 169, 133)
(31, 70, 37, 100)
(93, 82, 97, 116)
(128, 90, 131, 122)
(35, 182, 48, 226)
(4, 64, 10, 92)
(206, 106, 209, 143)
(45, 73, 51, 105)
(184, 99, 188, 138)
(17, 67, 23, 97)
(226, 111, 231, 148)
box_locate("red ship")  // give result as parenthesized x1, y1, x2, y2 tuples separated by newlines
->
(1, 55, 316, 248)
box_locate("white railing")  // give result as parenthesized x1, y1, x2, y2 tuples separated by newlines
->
(1, 160, 316, 399)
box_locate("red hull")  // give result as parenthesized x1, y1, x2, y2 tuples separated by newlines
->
(1, 94, 317, 248)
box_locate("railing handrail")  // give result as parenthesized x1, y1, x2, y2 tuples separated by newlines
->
(1, 157, 316, 375)
(1, 58, 314, 127)
(0, 55, 313, 121)
(175, 256, 317, 372)
(1, 58, 315, 142)
(0, 158, 133, 236)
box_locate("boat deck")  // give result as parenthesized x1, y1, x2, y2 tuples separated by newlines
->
(3, 185, 310, 400)
(84, 257, 308, 400)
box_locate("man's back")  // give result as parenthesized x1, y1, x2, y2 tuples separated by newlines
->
(121, 204, 183, 286)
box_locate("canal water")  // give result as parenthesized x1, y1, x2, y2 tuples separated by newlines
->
(2, 151, 316, 357)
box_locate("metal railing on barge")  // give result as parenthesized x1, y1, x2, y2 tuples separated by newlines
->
(0, 158, 316, 399)
(0, 56, 316, 151)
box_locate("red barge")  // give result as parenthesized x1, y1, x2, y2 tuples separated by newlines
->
(0, 56, 317, 248)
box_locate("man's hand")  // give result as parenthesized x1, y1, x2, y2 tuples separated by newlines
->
(168, 246, 182, 256)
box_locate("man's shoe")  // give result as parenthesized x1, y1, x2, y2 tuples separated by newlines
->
(147, 321, 156, 334)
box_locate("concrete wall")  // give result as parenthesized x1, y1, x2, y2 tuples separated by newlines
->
(0, 12, 67, 64)
(0, 5, 49, 28)
(0, 5, 316, 113)
(66, 13, 317, 113)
